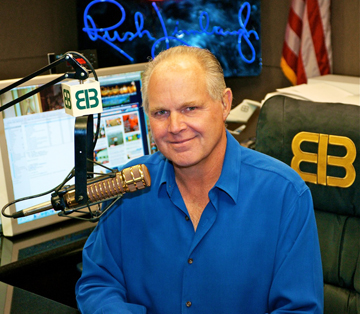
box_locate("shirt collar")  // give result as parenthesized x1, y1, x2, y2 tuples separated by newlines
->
(156, 130, 242, 203)
(158, 157, 176, 197)
(214, 130, 241, 203)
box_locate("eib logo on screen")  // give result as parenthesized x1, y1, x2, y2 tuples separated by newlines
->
(291, 131, 357, 188)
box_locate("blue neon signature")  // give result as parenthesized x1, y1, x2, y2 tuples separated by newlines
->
(82, 0, 259, 63)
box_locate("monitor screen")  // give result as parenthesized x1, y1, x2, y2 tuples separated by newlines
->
(0, 63, 152, 236)
(76, 0, 262, 78)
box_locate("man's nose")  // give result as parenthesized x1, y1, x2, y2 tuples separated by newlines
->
(168, 112, 186, 134)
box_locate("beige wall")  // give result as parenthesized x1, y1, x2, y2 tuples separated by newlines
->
(0, 0, 78, 80)
(331, 0, 360, 76)
(0, 0, 359, 104)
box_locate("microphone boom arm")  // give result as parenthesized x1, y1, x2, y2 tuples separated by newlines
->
(0, 51, 105, 222)
(0, 53, 89, 112)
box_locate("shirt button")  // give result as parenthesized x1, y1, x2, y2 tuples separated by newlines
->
(186, 301, 192, 307)
(185, 216, 190, 221)
(188, 258, 193, 264)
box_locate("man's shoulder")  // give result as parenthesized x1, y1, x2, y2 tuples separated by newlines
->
(241, 147, 308, 194)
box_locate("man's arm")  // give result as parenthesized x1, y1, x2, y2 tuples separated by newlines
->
(268, 188, 324, 313)
(75, 221, 146, 314)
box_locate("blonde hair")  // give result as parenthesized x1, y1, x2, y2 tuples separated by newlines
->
(141, 46, 226, 114)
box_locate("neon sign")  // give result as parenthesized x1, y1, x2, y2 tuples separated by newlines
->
(79, 0, 261, 77)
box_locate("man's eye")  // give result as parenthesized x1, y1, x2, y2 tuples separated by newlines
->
(185, 107, 197, 112)
(153, 110, 167, 116)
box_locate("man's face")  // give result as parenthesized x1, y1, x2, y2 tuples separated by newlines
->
(147, 57, 231, 170)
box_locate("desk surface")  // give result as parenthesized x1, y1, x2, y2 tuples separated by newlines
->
(0, 219, 96, 312)
(0, 281, 80, 314)
(0, 220, 94, 267)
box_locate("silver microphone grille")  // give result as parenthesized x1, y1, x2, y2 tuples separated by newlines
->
(87, 164, 151, 203)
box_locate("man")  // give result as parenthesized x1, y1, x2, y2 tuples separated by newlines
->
(76, 46, 323, 313)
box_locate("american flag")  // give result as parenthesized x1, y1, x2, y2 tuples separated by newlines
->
(281, 0, 332, 85)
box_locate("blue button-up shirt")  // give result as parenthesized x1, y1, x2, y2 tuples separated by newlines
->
(76, 132, 323, 314)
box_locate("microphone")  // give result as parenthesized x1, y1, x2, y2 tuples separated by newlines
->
(11, 201, 55, 218)
(12, 164, 151, 219)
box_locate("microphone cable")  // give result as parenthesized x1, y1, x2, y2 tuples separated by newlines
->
(1, 51, 105, 221)
(2, 161, 151, 222)
(1, 166, 75, 219)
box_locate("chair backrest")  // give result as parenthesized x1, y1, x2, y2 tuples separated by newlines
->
(255, 95, 360, 314)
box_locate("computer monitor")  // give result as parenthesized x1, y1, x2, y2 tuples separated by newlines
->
(0, 62, 152, 236)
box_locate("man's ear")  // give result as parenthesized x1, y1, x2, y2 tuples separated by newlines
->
(222, 88, 233, 121)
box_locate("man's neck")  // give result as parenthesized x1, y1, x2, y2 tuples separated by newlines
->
(173, 134, 227, 231)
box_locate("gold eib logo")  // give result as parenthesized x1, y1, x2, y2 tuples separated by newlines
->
(291, 132, 357, 188)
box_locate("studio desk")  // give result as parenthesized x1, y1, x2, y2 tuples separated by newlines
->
(0, 219, 96, 313)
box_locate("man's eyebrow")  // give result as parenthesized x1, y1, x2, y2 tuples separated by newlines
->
(149, 100, 203, 113)
(149, 105, 165, 112)
(182, 101, 197, 106)
(180, 100, 203, 108)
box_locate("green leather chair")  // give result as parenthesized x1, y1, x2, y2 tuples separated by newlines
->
(255, 95, 360, 314)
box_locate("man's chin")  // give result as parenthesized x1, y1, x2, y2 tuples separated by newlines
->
(170, 155, 203, 170)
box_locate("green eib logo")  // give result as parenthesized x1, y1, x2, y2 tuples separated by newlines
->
(63, 89, 72, 109)
(62, 80, 102, 117)
(75, 88, 99, 110)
